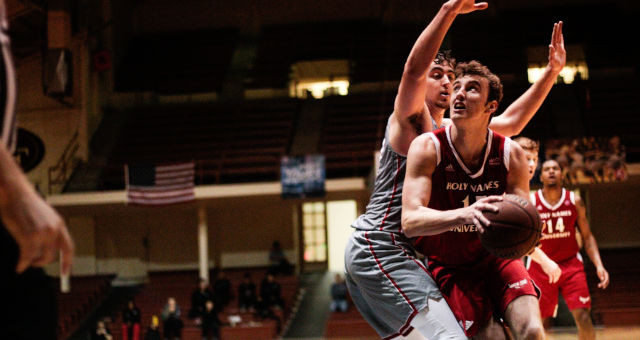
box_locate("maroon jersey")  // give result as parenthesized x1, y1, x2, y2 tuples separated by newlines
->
(414, 126, 511, 266)
(531, 189, 579, 262)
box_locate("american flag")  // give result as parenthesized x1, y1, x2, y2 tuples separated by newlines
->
(125, 162, 195, 205)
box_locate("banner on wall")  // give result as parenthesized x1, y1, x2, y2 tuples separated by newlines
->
(281, 155, 325, 198)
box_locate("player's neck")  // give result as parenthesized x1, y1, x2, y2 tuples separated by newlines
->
(450, 123, 489, 169)
(541, 186, 563, 204)
(427, 103, 446, 128)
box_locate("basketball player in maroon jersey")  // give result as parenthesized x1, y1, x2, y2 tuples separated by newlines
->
(514, 137, 563, 285)
(527, 159, 609, 340)
(402, 61, 544, 339)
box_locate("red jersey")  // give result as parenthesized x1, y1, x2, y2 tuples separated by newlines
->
(414, 126, 511, 266)
(531, 189, 579, 262)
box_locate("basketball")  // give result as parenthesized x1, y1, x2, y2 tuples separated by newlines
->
(478, 194, 542, 259)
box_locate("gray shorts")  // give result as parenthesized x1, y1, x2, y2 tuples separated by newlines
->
(344, 229, 442, 339)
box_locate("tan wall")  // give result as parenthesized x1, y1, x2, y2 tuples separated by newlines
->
(51, 189, 370, 277)
(584, 180, 640, 248)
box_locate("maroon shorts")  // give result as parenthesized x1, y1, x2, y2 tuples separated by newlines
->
(527, 254, 591, 318)
(428, 256, 540, 337)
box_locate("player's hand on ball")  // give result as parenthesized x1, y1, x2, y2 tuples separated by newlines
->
(596, 266, 609, 289)
(542, 258, 561, 284)
(464, 195, 502, 234)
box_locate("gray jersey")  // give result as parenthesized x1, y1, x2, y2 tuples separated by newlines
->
(345, 117, 457, 339)
(352, 122, 406, 233)
(352, 117, 440, 233)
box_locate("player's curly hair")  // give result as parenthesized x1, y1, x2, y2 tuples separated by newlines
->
(434, 50, 455, 69)
(455, 60, 503, 104)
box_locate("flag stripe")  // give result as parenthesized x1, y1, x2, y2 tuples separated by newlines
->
(126, 162, 195, 205)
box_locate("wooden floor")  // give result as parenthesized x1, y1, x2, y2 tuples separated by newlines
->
(547, 326, 640, 340)
(315, 326, 640, 339)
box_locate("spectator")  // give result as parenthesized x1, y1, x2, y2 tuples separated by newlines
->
(144, 315, 162, 340)
(212, 270, 231, 311)
(189, 278, 212, 320)
(237, 272, 257, 312)
(268, 241, 292, 275)
(92, 320, 113, 340)
(255, 296, 281, 334)
(122, 299, 141, 340)
(201, 300, 221, 340)
(260, 273, 284, 310)
(161, 297, 183, 340)
(330, 274, 348, 312)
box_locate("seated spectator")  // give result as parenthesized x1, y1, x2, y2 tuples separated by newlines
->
(255, 296, 281, 334)
(237, 272, 257, 312)
(189, 279, 212, 320)
(260, 273, 284, 310)
(122, 298, 141, 340)
(144, 315, 162, 340)
(201, 300, 221, 340)
(212, 270, 231, 311)
(161, 297, 183, 340)
(330, 274, 348, 313)
(268, 241, 293, 275)
(91, 320, 113, 340)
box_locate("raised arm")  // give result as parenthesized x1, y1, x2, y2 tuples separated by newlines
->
(575, 196, 609, 289)
(401, 134, 500, 237)
(489, 21, 566, 137)
(391, 0, 488, 154)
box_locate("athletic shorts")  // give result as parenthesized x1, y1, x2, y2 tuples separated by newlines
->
(428, 255, 540, 337)
(527, 253, 591, 318)
(344, 230, 443, 339)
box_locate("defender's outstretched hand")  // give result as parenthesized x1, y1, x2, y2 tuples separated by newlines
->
(548, 21, 566, 73)
(447, 0, 489, 15)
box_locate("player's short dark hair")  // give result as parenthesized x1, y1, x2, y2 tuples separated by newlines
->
(543, 158, 563, 171)
(434, 50, 455, 69)
(455, 60, 503, 104)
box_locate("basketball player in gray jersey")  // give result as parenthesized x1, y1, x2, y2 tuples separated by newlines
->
(1, 1, 74, 337)
(344, 0, 566, 338)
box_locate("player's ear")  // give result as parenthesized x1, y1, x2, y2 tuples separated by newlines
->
(486, 100, 498, 115)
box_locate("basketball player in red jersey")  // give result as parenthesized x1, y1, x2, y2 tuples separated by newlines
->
(402, 61, 544, 339)
(527, 159, 609, 340)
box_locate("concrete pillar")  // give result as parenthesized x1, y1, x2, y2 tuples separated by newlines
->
(198, 205, 209, 281)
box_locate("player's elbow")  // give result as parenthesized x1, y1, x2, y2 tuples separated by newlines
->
(402, 60, 427, 82)
(401, 211, 420, 238)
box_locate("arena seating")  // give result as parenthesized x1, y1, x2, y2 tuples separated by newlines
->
(56, 275, 114, 339)
(324, 294, 377, 339)
(106, 269, 299, 340)
(117, 28, 238, 94)
(320, 92, 393, 178)
(99, 99, 299, 188)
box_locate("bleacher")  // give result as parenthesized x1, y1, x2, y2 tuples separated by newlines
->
(116, 28, 238, 94)
(320, 92, 393, 178)
(57, 275, 113, 339)
(325, 305, 377, 339)
(99, 99, 299, 189)
(107, 269, 299, 340)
